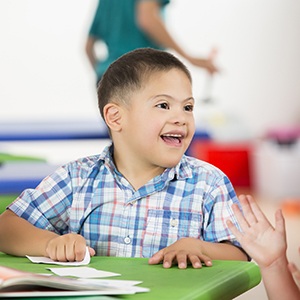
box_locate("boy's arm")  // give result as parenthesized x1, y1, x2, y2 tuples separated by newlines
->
(0, 210, 57, 256)
(201, 240, 248, 260)
(0, 210, 93, 261)
(149, 237, 247, 269)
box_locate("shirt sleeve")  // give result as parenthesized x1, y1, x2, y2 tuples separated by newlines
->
(202, 175, 242, 247)
(88, 0, 103, 38)
(8, 165, 74, 235)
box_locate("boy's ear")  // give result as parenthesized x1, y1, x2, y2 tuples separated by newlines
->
(103, 103, 122, 132)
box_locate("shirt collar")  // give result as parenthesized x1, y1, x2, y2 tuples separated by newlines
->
(99, 143, 193, 182)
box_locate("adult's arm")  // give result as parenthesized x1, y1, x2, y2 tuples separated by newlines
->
(136, 1, 218, 74)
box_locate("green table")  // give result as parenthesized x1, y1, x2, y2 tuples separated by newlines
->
(0, 253, 261, 300)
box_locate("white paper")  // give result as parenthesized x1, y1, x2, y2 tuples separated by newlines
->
(77, 279, 149, 293)
(0, 290, 137, 298)
(77, 279, 143, 286)
(26, 246, 90, 266)
(48, 266, 120, 278)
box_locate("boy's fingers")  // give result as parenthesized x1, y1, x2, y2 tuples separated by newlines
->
(45, 238, 59, 261)
(88, 246, 96, 257)
(73, 243, 87, 262)
(188, 254, 202, 269)
(55, 244, 68, 262)
(65, 243, 76, 262)
(189, 254, 212, 268)
(148, 249, 164, 265)
(176, 253, 188, 269)
(163, 252, 176, 269)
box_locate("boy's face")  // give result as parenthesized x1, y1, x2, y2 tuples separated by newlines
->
(120, 68, 195, 169)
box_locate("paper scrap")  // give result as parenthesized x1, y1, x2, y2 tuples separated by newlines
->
(48, 266, 120, 278)
(26, 246, 90, 266)
(78, 279, 143, 286)
(77, 279, 150, 293)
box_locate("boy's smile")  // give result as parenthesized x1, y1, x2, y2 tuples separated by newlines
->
(160, 130, 186, 147)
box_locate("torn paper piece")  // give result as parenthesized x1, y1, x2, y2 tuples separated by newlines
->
(48, 266, 120, 278)
(26, 246, 90, 266)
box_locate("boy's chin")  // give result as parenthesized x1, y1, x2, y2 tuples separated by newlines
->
(159, 158, 182, 169)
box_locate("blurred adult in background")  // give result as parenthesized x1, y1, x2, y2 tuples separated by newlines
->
(85, 0, 218, 84)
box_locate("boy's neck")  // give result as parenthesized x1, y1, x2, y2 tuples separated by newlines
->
(113, 150, 165, 191)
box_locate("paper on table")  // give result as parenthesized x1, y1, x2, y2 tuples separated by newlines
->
(77, 279, 143, 286)
(48, 266, 120, 278)
(26, 246, 90, 266)
(76, 279, 150, 293)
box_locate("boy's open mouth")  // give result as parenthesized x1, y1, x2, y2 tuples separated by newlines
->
(161, 134, 183, 145)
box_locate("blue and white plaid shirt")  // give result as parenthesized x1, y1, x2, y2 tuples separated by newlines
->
(9, 144, 242, 258)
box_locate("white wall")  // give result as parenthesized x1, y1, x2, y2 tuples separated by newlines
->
(1, 0, 300, 138)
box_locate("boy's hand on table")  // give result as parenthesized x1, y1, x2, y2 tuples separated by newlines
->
(148, 237, 212, 269)
(45, 233, 95, 262)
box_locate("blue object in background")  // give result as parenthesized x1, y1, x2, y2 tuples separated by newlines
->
(0, 120, 109, 141)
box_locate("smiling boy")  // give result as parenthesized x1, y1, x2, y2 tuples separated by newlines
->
(0, 48, 248, 268)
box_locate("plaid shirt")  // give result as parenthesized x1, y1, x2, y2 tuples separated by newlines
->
(9, 144, 242, 258)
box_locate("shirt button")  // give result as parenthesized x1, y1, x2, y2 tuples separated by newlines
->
(124, 236, 131, 244)
(170, 218, 178, 227)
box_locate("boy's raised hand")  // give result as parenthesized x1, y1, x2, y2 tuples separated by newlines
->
(45, 233, 95, 262)
(148, 237, 212, 269)
(227, 194, 287, 268)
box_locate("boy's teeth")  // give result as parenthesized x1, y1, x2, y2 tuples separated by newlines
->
(163, 134, 182, 137)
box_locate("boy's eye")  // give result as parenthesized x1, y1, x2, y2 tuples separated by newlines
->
(184, 105, 194, 112)
(156, 103, 169, 109)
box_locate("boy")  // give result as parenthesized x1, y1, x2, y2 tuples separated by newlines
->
(0, 48, 247, 268)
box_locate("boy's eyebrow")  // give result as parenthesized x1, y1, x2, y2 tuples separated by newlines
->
(150, 94, 195, 102)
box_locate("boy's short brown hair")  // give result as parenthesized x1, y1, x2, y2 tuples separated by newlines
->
(97, 47, 192, 119)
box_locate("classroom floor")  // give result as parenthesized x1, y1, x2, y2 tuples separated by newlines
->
(234, 188, 300, 300)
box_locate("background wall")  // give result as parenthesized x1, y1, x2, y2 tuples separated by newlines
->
(1, 0, 300, 139)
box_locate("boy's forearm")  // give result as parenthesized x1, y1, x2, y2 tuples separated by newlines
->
(202, 240, 248, 261)
(0, 210, 58, 257)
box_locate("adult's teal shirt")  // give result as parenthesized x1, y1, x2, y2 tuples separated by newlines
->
(88, 0, 170, 81)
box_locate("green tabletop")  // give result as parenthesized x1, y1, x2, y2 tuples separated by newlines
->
(0, 153, 45, 163)
(0, 253, 261, 300)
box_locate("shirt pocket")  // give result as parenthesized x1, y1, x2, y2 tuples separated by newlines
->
(142, 209, 202, 258)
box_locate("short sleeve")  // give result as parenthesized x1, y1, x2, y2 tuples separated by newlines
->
(8, 165, 73, 235)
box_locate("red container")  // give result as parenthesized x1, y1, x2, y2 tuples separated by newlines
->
(189, 140, 252, 188)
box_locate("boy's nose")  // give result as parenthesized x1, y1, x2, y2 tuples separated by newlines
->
(173, 113, 186, 126)
(172, 110, 187, 126)
(174, 119, 186, 126)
